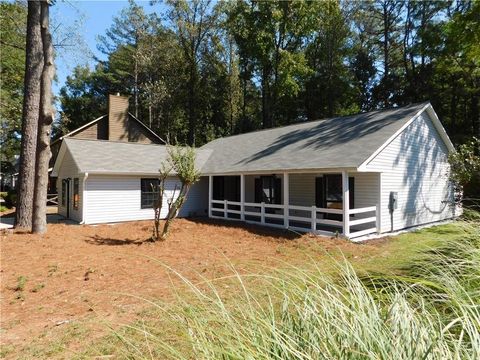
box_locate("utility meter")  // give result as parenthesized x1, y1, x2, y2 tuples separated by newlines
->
(389, 192, 398, 212)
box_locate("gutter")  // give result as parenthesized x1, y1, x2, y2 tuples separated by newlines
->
(80, 172, 89, 224)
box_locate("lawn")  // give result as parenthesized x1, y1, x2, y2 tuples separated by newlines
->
(0, 218, 474, 359)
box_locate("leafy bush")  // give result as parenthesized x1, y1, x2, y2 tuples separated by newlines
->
(448, 137, 480, 205)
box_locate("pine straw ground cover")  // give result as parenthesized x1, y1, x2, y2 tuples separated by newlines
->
(0, 218, 475, 358)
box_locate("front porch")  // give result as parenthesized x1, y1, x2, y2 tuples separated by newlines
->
(207, 171, 380, 239)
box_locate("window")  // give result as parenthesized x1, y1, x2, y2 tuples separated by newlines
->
(212, 176, 240, 201)
(141, 178, 159, 209)
(255, 176, 281, 204)
(325, 174, 343, 203)
(73, 178, 79, 210)
(315, 175, 355, 209)
(61, 180, 66, 206)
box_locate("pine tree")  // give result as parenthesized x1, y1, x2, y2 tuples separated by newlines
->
(15, 0, 43, 231)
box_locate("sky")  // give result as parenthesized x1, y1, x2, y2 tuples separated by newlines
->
(51, 0, 157, 97)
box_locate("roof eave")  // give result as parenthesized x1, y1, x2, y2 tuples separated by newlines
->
(201, 166, 360, 176)
(127, 112, 166, 144)
(51, 115, 107, 145)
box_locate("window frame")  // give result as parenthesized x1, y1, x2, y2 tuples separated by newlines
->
(140, 178, 160, 209)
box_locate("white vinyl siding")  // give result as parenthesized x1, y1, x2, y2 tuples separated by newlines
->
(56, 148, 83, 222)
(179, 176, 209, 217)
(355, 172, 380, 209)
(365, 112, 454, 232)
(83, 175, 208, 224)
(289, 174, 315, 206)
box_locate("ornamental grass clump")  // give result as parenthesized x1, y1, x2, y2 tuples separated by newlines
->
(113, 221, 480, 359)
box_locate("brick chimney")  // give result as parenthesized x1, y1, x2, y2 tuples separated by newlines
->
(108, 94, 130, 141)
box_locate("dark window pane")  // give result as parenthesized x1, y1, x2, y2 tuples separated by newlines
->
(325, 174, 342, 202)
(259, 176, 281, 204)
(141, 178, 159, 209)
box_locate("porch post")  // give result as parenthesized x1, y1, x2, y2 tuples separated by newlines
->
(240, 174, 245, 221)
(342, 171, 350, 237)
(208, 175, 213, 218)
(376, 173, 382, 234)
(283, 172, 289, 228)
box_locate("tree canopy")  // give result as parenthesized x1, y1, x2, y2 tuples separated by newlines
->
(1, 1, 27, 162)
(4, 0, 478, 154)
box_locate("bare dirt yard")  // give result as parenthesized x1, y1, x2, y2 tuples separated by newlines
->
(1, 216, 433, 358)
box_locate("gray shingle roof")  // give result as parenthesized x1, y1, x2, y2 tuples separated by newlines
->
(58, 102, 433, 176)
(200, 102, 430, 174)
(61, 138, 212, 175)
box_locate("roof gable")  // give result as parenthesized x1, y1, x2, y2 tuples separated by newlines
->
(358, 103, 454, 170)
(51, 114, 164, 145)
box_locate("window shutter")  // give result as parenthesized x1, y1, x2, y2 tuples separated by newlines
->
(315, 177, 325, 207)
(254, 178, 261, 203)
(349, 177, 355, 209)
(274, 178, 282, 204)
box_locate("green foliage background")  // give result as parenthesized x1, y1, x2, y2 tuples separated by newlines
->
(2, 0, 479, 156)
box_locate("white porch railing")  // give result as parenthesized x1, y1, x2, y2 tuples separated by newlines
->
(209, 200, 378, 238)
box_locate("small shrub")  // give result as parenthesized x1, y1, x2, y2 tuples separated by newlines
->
(31, 284, 45, 293)
(14, 276, 27, 292)
(12, 276, 28, 302)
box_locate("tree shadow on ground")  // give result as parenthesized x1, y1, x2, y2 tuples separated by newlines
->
(189, 217, 304, 241)
(85, 235, 147, 246)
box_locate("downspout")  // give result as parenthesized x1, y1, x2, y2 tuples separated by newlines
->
(80, 172, 89, 224)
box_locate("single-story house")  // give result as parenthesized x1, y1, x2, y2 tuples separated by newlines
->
(52, 102, 457, 239)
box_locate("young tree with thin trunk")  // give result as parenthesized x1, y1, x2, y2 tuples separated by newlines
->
(15, 0, 43, 231)
(152, 145, 200, 241)
(151, 164, 170, 241)
(32, 0, 55, 234)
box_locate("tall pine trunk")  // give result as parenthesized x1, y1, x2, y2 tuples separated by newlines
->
(187, 65, 197, 146)
(16, 1, 43, 231)
(32, 0, 55, 234)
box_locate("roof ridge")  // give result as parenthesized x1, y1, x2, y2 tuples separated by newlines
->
(202, 101, 430, 146)
(64, 138, 213, 154)
(64, 137, 167, 147)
